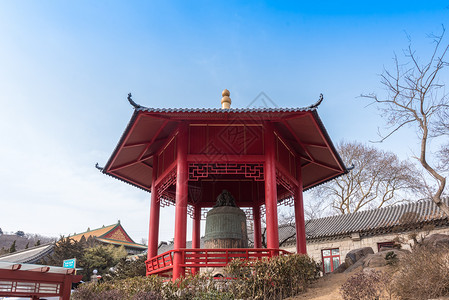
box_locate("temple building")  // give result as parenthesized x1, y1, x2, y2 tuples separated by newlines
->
(280, 197, 449, 273)
(69, 222, 146, 254)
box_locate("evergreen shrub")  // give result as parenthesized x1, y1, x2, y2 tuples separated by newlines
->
(72, 254, 318, 300)
(224, 253, 320, 299)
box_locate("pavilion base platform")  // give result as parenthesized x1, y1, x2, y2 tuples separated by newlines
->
(145, 248, 291, 279)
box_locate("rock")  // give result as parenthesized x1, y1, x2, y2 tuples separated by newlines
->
(421, 234, 449, 248)
(344, 256, 365, 273)
(363, 249, 408, 268)
(340, 248, 408, 273)
(332, 262, 347, 273)
(363, 254, 386, 268)
(345, 247, 374, 267)
(333, 247, 375, 274)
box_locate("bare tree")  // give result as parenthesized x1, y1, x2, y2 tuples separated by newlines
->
(437, 145, 449, 171)
(314, 141, 426, 214)
(248, 212, 298, 248)
(436, 108, 449, 172)
(362, 28, 449, 215)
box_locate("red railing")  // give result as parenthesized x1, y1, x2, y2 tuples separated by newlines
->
(145, 248, 291, 276)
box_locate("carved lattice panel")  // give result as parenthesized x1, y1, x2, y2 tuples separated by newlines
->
(278, 196, 294, 207)
(242, 208, 254, 221)
(276, 169, 296, 196)
(157, 168, 177, 201)
(189, 163, 264, 181)
(201, 207, 210, 219)
(259, 204, 266, 218)
(275, 169, 296, 208)
(160, 198, 175, 208)
(187, 204, 195, 218)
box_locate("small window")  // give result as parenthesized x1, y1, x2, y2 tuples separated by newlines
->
(322, 248, 340, 273)
(377, 242, 395, 252)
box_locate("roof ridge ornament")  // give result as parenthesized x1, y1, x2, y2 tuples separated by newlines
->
(127, 93, 142, 109)
(95, 163, 104, 172)
(221, 89, 231, 109)
(307, 93, 324, 109)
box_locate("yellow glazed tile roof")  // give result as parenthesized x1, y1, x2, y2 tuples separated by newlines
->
(68, 223, 146, 251)
(69, 224, 117, 242)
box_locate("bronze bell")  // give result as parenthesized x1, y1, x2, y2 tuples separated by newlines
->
(204, 190, 248, 249)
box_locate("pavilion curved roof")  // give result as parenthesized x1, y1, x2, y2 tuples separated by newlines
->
(101, 96, 348, 194)
(69, 222, 146, 250)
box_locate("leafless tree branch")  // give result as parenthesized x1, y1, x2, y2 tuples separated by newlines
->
(314, 141, 426, 214)
(361, 28, 449, 215)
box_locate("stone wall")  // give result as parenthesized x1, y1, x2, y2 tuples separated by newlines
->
(282, 226, 449, 265)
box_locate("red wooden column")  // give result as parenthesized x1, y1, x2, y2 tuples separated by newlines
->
(191, 204, 201, 275)
(173, 124, 189, 280)
(60, 274, 72, 300)
(253, 205, 262, 248)
(148, 156, 159, 260)
(264, 122, 279, 251)
(295, 160, 307, 254)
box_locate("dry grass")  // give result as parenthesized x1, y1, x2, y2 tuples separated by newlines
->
(287, 272, 350, 300)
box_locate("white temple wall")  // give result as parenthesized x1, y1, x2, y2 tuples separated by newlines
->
(282, 226, 449, 268)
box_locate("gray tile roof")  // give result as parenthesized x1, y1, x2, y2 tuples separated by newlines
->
(251, 198, 449, 246)
(136, 106, 317, 113)
(157, 239, 206, 255)
(130, 91, 323, 113)
(302, 197, 449, 242)
(0, 243, 55, 264)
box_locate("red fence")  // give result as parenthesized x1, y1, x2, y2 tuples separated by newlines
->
(146, 248, 291, 276)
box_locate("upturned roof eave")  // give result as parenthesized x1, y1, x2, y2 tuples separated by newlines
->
(302, 110, 348, 191)
(101, 97, 348, 191)
(95, 237, 147, 249)
(102, 109, 140, 174)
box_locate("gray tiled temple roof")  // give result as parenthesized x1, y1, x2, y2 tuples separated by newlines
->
(129, 91, 324, 113)
(157, 240, 206, 255)
(293, 197, 449, 242)
(136, 107, 317, 113)
(0, 243, 55, 264)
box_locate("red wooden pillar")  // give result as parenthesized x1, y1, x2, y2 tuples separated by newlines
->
(191, 204, 201, 275)
(264, 122, 279, 251)
(173, 124, 189, 280)
(148, 156, 160, 260)
(295, 161, 307, 254)
(253, 206, 262, 248)
(60, 275, 72, 300)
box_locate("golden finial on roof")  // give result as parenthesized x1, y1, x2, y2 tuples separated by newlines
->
(221, 89, 231, 109)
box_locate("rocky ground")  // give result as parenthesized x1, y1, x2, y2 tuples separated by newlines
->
(288, 272, 351, 300)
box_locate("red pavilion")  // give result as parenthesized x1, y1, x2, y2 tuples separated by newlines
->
(100, 90, 347, 280)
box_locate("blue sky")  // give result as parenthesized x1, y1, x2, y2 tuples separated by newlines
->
(0, 1, 448, 243)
